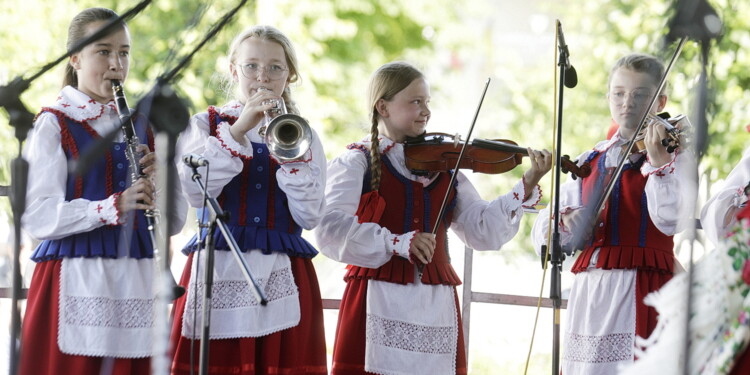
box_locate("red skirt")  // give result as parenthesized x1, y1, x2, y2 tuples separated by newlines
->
(635, 268, 674, 341)
(19, 260, 150, 375)
(169, 253, 327, 375)
(330, 278, 467, 375)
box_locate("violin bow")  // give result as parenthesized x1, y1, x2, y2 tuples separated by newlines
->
(417, 78, 491, 275)
(566, 36, 687, 253)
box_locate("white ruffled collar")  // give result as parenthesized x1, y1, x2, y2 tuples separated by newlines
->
(354, 134, 400, 154)
(47, 86, 116, 122)
(214, 100, 243, 119)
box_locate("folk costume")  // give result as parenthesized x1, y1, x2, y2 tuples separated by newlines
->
(170, 100, 327, 375)
(20, 86, 186, 375)
(315, 135, 542, 375)
(532, 130, 695, 374)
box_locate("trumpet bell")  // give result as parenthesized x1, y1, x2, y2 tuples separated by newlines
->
(264, 113, 313, 161)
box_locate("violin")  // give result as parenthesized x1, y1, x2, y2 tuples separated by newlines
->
(631, 112, 691, 154)
(404, 132, 591, 179)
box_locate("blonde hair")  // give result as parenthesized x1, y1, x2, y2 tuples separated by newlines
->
(226, 25, 300, 115)
(366, 61, 425, 191)
(608, 53, 667, 96)
(64, 8, 126, 88)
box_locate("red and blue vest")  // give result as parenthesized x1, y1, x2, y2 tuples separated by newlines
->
(570, 148, 675, 274)
(31, 108, 154, 262)
(182, 106, 317, 258)
(344, 145, 462, 285)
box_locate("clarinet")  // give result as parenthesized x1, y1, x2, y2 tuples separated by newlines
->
(111, 80, 184, 298)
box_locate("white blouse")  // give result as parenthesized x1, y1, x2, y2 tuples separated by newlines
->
(23, 86, 187, 240)
(315, 135, 542, 268)
(700, 147, 750, 246)
(531, 131, 696, 253)
(175, 100, 326, 228)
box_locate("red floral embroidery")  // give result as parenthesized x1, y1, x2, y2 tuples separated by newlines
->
(77, 105, 86, 109)
(392, 237, 400, 245)
(513, 192, 520, 200)
(656, 171, 665, 177)
(290, 168, 299, 174)
(61, 103, 70, 108)
(96, 204, 103, 213)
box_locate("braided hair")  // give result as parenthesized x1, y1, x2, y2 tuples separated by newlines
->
(366, 61, 424, 191)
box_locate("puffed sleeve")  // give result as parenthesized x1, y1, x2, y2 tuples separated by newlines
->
(700, 148, 750, 245)
(314, 150, 415, 268)
(176, 112, 251, 207)
(23, 113, 123, 240)
(449, 172, 542, 250)
(273, 128, 326, 229)
(531, 151, 590, 255)
(641, 149, 697, 235)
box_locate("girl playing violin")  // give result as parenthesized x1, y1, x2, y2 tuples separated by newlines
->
(315, 61, 551, 374)
(532, 53, 696, 374)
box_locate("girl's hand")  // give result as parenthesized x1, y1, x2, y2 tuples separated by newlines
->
(522, 147, 552, 195)
(137, 145, 156, 178)
(644, 122, 671, 168)
(409, 232, 436, 265)
(229, 89, 280, 143)
(117, 178, 155, 213)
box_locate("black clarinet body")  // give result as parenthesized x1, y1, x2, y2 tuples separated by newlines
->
(111, 80, 183, 298)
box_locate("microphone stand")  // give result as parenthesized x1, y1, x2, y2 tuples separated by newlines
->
(664, 1, 722, 372)
(0, 3, 152, 374)
(187, 165, 268, 375)
(544, 19, 574, 375)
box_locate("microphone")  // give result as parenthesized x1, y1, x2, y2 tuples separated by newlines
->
(665, 0, 722, 45)
(556, 20, 578, 88)
(182, 153, 208, 168)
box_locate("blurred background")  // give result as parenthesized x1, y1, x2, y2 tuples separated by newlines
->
(1, 0, 748, 373)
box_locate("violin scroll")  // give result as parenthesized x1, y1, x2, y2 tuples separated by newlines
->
(560, 155, 591, 180)
(633, 112, 691, 154)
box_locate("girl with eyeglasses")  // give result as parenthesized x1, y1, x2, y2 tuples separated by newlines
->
(170, 25, 327, 375)
(531, 53, 696, 374)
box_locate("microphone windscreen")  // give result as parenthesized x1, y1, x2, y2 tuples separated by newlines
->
(564, 66, 578, 89)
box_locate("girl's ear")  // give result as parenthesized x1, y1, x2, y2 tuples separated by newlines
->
(656, 94, 668, 112)
(375, 98, 389, 118)
(229, 63, 239, 82)
(69, 54, 81, 70)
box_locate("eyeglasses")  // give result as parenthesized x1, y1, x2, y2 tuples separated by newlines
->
(237, 63, 288, 80)
(608, 89, 659, 105)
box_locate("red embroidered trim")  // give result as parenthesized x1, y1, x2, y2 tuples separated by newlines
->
(381, 142, 396, 154)
(522, 183, 543, 209)
(49, 111, 85, 198)
(216, 123, 252, 160)
(644, 152, 678, 177)
(112, 192, 124, 225)
(275, 154, 312, 165)
(47, 101, 106, 122)
(405, 230, 420, 264)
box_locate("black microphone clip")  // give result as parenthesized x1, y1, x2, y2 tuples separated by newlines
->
(183, 153, 208, 168)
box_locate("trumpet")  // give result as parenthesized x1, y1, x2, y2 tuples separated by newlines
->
(257, 89, 312, 161)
